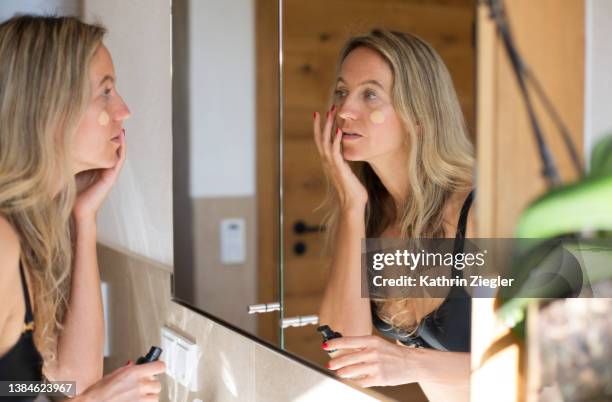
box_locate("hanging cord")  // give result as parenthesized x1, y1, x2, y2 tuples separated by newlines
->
(484, 0, 584, 186)
(522, 66, 585, 177)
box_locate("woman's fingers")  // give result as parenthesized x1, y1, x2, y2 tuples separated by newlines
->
(138, 378, 162, 395)
(351, 374, 379, 388)
(331, 127, 343, 169)
(321, 106, 336, 161)
(325, 335, 379, 352)
(139, 395, 161, 402)
(313, 112, 323, 155)
(336, 362, 378, 381)
(100, 128, 127, 183)
(115, 129, 127, 170)
(130, 360, 166, 378)
(111, 129, 128, 175)
(328, 348, 374, 370)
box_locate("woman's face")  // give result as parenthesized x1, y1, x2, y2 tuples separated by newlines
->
(334, 47, 407, 162)
(71, 44, 130, 173)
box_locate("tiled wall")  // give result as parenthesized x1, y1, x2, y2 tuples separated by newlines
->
(99, 244, 388, 402)
(82, 0, 389, 400)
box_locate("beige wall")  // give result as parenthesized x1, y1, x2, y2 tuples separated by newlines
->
(99, 245, 385, 401)
(82, 0, 388, 400)
(192, 197, 257, 333)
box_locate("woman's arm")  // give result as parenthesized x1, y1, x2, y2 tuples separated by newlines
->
(325, 335, 470, 401)
(46, 131, 126, 393)
(47, 217, 103, 393)
(318, 207, 372, 336)
(313, 108, 371, 336)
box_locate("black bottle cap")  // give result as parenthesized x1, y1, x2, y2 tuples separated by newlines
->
(136, 346, 162, 365)
(316, 325, 342, 342)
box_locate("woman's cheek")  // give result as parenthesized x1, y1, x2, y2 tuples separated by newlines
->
(97, 110, 110, 126)
(369, 110, 385, 125)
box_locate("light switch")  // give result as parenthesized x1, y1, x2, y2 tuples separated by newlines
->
(160, 327, 176, 376)
(220, 218, 246, 264)
(160, 326, 199, 392)
(101, 281, 110, 357)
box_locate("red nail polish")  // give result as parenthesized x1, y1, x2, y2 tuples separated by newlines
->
(336, 128, 340, 135)
(125, 360, 132, 366)
(331, 105, 336, 112)
(322, 342, 328, 349)
(313, 112, 317, 119)
(325, 362, 331, 369)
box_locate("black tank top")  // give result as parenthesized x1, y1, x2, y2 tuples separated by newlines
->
(0, 261, 43, 400)
(371, 190, 474, 352)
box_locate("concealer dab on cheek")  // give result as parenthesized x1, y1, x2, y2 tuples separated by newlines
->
(97, 110, 110, 126)
(369, 110, 385, 124)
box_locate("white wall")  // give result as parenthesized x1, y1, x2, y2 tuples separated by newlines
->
(188, 0, 256, 198)
(584, 0, 612, 165)
(0, 0, 80, 22)
(83, 0, 174, 265)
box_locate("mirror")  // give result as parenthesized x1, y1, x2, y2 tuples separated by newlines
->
(281, 0, 476, 399)
(172, 0, 281, 346)
(172, 0, 476, 398)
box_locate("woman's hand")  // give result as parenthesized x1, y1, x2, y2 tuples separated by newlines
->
(73, 129, 127, 223)
(323, 335, 424, 388)
(75, 360, 165, 402)
(313, 107, 368, 211)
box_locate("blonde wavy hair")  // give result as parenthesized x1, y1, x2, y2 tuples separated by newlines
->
(322, 29, 474, 333)
(0, 15, 105, 368)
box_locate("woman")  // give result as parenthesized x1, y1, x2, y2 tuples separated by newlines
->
(0, 15, 164, 401)
(315, 30, 475, 402)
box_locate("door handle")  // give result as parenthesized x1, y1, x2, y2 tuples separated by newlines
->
(281, 315, 319, 328)
(293, 220, 326, 234)
(247, 302, 280, 314)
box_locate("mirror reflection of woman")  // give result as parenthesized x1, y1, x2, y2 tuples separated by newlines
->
(0, 16, 164, 401)
(316, 30, 475, 402)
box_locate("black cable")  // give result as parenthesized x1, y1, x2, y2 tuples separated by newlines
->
(486, 0, 561, 187)
(522, 66, 585, 177)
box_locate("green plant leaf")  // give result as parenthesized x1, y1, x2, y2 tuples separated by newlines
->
(515, 175, 612, 238)
(590, 133, 612, 177)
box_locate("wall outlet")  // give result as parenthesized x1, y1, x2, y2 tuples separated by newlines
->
(101, 281, 110, 357)
(220, 218, 246, 264)
(160, 326, 199, 392)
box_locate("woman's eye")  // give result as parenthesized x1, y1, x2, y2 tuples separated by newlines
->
(334, 89, 347, 98)
(103, 87, 112, 97)
(365, 90, 377, 100)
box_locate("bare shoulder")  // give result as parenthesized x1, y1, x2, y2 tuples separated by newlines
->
(0, 214, 21, 283)
(442, 189, 476, 237)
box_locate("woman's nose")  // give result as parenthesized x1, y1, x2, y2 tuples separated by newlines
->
(337, 102, 358, 122)
(113, 95, 131, 121)
(336, 94, 362, 122)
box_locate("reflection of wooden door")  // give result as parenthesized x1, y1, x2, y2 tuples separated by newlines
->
(256, 0, 280, 345)
(283, 0, 474, 399)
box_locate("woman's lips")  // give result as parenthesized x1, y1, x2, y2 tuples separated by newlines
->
(342, 131, 362, 141)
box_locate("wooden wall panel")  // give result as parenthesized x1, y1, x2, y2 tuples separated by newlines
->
(477, 0, 585, 237)
(473, 1, 584, 402)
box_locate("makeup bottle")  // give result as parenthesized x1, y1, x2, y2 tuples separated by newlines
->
(317, 325, 343, 357)
(136, 346, 162, 365)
